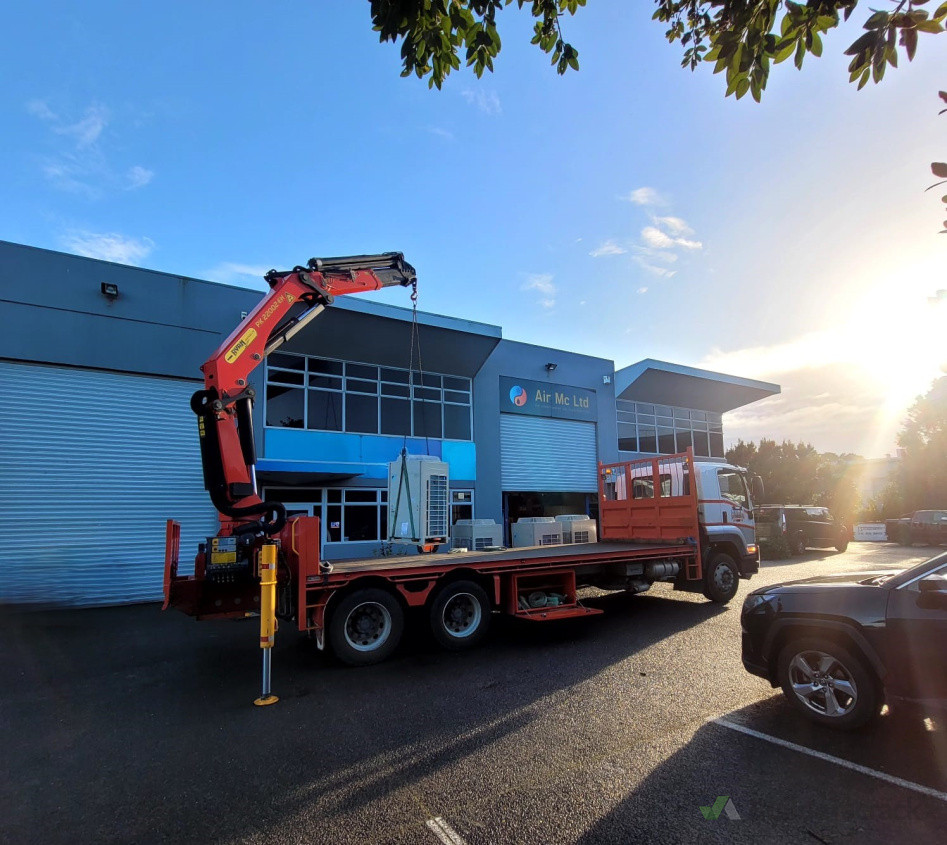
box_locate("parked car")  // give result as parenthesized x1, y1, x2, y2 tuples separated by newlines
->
(898, 510, 947, 547)
(884, 513, 912, 543)
(741, 551, 947, 729)
(755, 505, 849, 555)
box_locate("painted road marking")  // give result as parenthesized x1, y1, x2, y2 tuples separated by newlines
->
(713, 717, 947, 804)
(426, 816, 467, 845)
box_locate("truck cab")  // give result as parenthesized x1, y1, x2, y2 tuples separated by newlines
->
(695, 460, 762, 578)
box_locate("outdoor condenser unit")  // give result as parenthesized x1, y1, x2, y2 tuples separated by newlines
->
(387, 453, 450, 548)
(555, 514, 598, 544)
(452, 519, 503, 551)
(511, 517, 563, 548)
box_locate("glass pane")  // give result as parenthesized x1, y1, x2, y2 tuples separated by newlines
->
(310, 358, 343, 375)
(346, 378, 378, 395)
(692, 430, 710, 457)
(691, 410, 707, 422)
(307, 389, 343, 431)
(638, 427, 657, 453)
(654, 405, 672, 416)
(616, 400, 635, 412)
(347, 363, 377, 380)
(327, 489, 342, 503)
(444, 376, 469, 391)
(413, 400, 442, 438)
(381, 367, 409, 384)
(674, 408, 690, 420)
(267, 352, 304, 371)
(452, 490, 471, 503)
(444, 403, 471, 440)
(268, 369, 305, 386)
(444, 390, 470, 404)
(414, 386, 440, 401)
(675, 430, 692, 451)
(616, 410, 635, 423)
(326, 505, 341, 541)
(344, 489, 377, 502)
(637, 414, 655, 427)
(618, 436, 638, 452)
(344, 505, 378, 541)
(617, 422, 635, 438)
(381, 397, 411, 436)
(380, 505, 388, 539)
(657, 427, 675, 453)
(635, 403, 654, 415)
(656, 415, 673, 427)
(421, 373, 442, 388)
(265, 385, 304, 428)
(309, 374, 342, 390)
(278, 488, 324, 503)
(345, 393, 378, 434)
(710, 432, 725, 458)
(381, 382, 410, 397)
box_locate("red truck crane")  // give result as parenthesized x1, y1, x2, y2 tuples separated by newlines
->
(164, 252, 761, 676)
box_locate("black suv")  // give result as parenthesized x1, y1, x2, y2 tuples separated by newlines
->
(741, 552, 947, 729)
(756, 505, 851, 555)
(755, 505, 849, 555)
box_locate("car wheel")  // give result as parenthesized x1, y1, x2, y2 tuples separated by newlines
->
(329, 588, 404, 666)
(835, 539, 849, 553)
(776, 637, 879, 729)
(792, 534, 808, 555)
(702, 552, 739, 603)
(429, 580, 491, 651)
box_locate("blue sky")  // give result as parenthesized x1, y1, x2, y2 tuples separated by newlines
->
(2, 1, 944, 457)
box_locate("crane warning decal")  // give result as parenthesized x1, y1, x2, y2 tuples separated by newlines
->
(225, 328, 258, 364)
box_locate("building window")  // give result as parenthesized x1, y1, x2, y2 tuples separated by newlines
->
(617, 400, 725, 458)
(264, 354, 472, 440)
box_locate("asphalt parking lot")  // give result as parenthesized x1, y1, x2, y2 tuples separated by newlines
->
(2, 543, 946, 844)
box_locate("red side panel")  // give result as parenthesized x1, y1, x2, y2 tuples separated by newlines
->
(162, 519, 181, 610)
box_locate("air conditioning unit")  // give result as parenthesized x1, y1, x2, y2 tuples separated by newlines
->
(452, 519, 502, 551)
(387, 454, 450, 548)
(555, 514, 598, 544)
(512, 517, 563, 548)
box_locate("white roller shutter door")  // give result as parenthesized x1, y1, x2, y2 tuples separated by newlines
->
(0, 362, 219, 606)
(500, 414, 598, 492)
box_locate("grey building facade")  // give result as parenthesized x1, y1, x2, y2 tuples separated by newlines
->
(0, 240, 779, 606)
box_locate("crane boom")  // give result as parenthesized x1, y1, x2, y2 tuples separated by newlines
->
(190, 252, 416, 536)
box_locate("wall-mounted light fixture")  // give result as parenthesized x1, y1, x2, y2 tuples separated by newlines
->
(544, 362, 557, 372)
(602, 374, 612, 385)
(100, 282, 119, 299)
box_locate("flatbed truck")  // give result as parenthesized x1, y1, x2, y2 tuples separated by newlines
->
(163, 252, 762, 667)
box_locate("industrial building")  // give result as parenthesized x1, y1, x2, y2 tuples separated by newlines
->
(0, 240, 779, 605)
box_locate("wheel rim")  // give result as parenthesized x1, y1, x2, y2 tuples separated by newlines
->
(713, 563, 734, 594)
(441, 592, 482, 638)
(343, 601, 392, 652)
(788, 650, 858, 718)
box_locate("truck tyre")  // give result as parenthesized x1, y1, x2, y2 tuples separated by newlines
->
(777, 636, 879, 730)
(792, 533, 807, 556)
(429, 580, 491, 651)
(329, 588, 404, 666)
(702, 552, 739, 603)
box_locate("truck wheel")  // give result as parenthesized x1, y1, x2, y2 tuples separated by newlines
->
(792, 534, 808, 556)
(429, 580, 491, 651)
(702, 552, 739, 603)
(777, 637, 879, 730)
(329, 588, 404, 666)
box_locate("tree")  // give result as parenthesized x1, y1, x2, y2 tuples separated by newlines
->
(370, 1, 946, 100)
(930, 90, 947, 233)
(896, 376, 947, 509)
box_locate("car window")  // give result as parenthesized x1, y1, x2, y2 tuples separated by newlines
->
(717, 470, 748, 508)
(756, 508, 781, 523)
(904, 563, 947, 591)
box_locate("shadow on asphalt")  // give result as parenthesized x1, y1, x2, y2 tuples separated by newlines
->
(0, 590, 725, 843)
(574, 696, 947, 844)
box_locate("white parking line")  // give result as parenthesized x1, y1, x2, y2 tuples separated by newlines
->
(713, 717, 947, 803)
(426, 816, 467, 845)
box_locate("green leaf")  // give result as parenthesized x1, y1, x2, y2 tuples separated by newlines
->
(865, 11, 889, 29)
(811, 32, 823, 57)
(932, 162, 947, 178)
(736, 77, 750, 99)
(773, 38, 796, 63)
(794, 39, 805, 69)
(903, 26, 919, 60)
(936, 2, 947, 21)
(857, 67, 871, 89)
(915, 19, 944, 32)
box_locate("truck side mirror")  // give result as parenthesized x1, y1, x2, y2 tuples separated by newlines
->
(751, 475, 764, 504)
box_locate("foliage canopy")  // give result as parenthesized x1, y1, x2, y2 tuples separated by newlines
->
(370, 1, 946, 100)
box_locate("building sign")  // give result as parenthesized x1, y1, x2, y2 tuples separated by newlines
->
(499, 376, 597, 422)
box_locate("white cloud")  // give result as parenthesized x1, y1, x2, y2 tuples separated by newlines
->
(635, 261, 676, 278)
(125, 165, 154, 190)
(461, 89, 502, 115)
(521, 272, 556, 308)
(62, 231, 154, 265)
(641, 226, 674, 249)
(426, 126, 455, 141)
(637, 286, 648, 294)
(623, 187, 665, 206)
(589, 239, 627, 258)
(56, 103, 108, 148)
(652, 216, 692, 236)
(205, 262, 270, 286)
(27, 99, 58, 122)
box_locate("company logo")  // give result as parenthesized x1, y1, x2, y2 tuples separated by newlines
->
(509, 385, 527, 407)
(700, 796, 741, 821)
